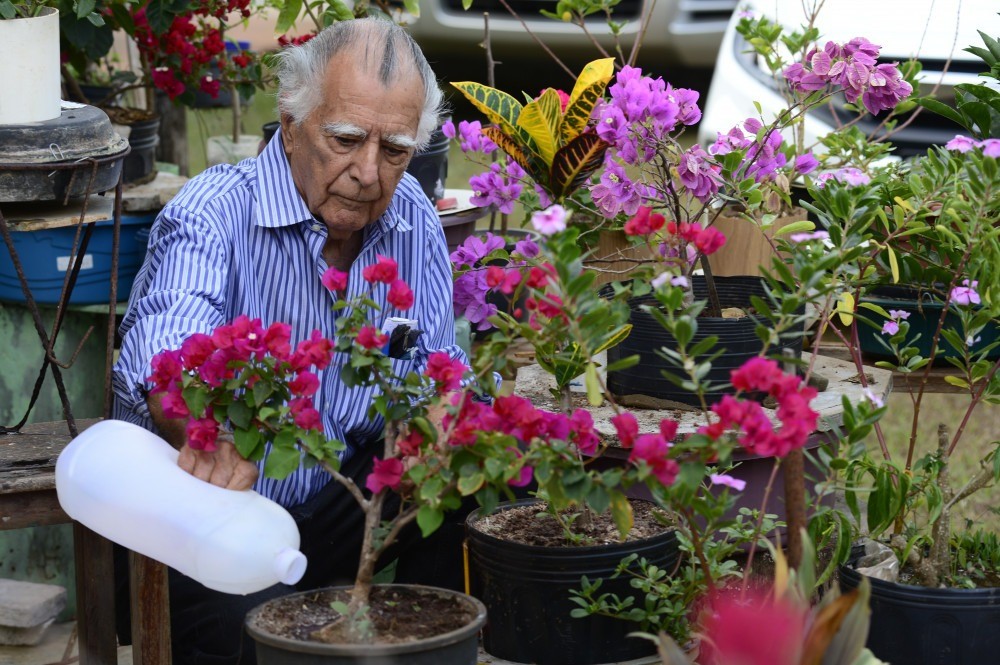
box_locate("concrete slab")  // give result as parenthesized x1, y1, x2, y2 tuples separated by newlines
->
(0, 618, 55, 646)
(0, 579, 66, 629)
(0, 622, 132, 665)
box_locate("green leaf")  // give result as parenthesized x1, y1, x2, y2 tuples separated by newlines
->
(402, 0, 420, 15)
(182, 385, 210, 418)
(263, 445, 301, 480)
(233, 427, 261, 459)
(0, 1, 17, 19)
(943, 375, 970, 389)
(915, 98, 969, 131)
(457, 472, 485, 495)
(417, 505, 444, 537)
(144, 0, 174, 35)
(858, 302, 891, 319)
(275, 0, 302, 33)
(76, 0, 96, 19)
(228, 399, 252, 430)
(774, 220, 815, 236)
(609, 492, 633, 540)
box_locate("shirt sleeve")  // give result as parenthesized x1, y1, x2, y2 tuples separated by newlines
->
(112, 202, 231, 426)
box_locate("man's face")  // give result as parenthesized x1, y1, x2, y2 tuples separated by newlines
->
(282, 54, 425, 240)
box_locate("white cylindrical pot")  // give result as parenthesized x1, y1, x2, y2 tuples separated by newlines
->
(207, 134, 263, 167)
(0, 8, 62, 125)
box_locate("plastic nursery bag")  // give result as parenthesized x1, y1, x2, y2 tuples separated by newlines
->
(854, 538, 899, 582)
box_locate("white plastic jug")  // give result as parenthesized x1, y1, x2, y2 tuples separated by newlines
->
(56, 419, 307, 595)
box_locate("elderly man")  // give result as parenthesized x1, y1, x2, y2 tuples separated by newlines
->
(112, 18, 465, 665)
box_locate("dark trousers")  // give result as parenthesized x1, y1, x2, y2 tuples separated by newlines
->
(114, 443, 476, 665)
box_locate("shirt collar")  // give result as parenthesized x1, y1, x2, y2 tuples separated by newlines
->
(254, 126, 414, 237)
(254, 127, 315, 229)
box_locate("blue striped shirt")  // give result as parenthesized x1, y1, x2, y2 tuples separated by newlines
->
(112, 129, 465, 508)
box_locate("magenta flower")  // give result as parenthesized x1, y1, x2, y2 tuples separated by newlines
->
(611, 412, 639, 448)
(289, 330, 334, 371)
(887, 309, 910, 320)
(186, 414, 219, 451)
(950, 279, 981, 306)
(289, 371, 319, 398)
(289, 397, 322, 431)
(426, 352, 467, 393)
(629, 434, 679, 486)
(356, 325, 389, 350)
(387, 279, 414, 311)
(366, 456, 404, 493)
(362, 255, 398, 285)
(161, 386, 190, 419)
(262, 322, 292, 361)
(981, 139, 1000, 157)
(861, 63, 912, 115)
(531, 204, 568, 236)
(881, 320, 900, 335)
(180, 333, 215, 371)
(321, 267, 349, 292)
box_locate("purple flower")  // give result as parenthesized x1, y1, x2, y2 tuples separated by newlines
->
(670, 86, 702, 126)
(789, 230, 829, 243)
(861, 63, 912, 115)
(531, 205, 568, 236)
(863, 388, 884, 408)
(887, 309, 910, 320)
(981, 139, 1000, 157)
(881, 320, 900, 335)
(816, 167, 871, 188)
(468, 160, 523, 214)
(446, 119, 497, 154)
(950, 279, 981, 306)
(783, 61, 828, 92)
(590, 160, 649, 218)
(794, 152, 820, 175)
(450, 232, 505, 268)
(946, 135, 978, 153)
(453, 270, 499, 330)
(676, 145, 723, 203)
(513, 238, 540, 259)
(709, 473, 747, 491)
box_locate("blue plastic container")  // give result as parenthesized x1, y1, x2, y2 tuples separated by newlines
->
(0, 212, 155, 304)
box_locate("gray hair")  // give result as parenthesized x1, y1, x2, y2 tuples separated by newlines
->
(275, 18, 445, 150)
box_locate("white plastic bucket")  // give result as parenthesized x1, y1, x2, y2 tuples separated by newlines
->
(0, 8, 62, 125)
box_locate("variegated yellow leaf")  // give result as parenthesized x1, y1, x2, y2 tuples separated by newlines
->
(482, 126, 546, 186)
(585, 363, 603, 407)
(550, 133, 609, 201)
(595, 324, 632, 355)
(450, 81, 523, 136)
(517, 88, 563, 166)
(562, 57, 615, 143)
(609, 492, 633, 541)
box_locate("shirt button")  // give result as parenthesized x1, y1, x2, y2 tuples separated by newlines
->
(311, 223, 324, 233)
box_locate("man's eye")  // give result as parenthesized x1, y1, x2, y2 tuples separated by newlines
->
(384, 146, 408, 158)
(335, 136, 358, 147)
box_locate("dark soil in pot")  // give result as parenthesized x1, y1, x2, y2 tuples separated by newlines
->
(246, 584, 486, 665)
(467, 499, 680, 665)
(606, 275, 804, 406)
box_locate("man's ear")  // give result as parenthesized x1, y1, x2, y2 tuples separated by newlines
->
(279, 114, 296, 154)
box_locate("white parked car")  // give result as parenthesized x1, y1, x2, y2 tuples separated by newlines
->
(406, 0, 739, 70)
(698, 0, 1000, 155)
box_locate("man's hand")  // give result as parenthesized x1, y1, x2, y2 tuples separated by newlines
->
(148, 393, 258, 491)
(177, 435, 259, 491)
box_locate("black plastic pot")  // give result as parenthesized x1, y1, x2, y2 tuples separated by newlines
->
(467, 499, 680, 665)
(858, 285, 1000, 363)
(839, 555, 1000, 665)
(606, 276, 803, 406)
(245, 584, 486, 665)
(262, 120, 281, 146)
(110, 113, 160, 185)
(406, 120, 450, 203)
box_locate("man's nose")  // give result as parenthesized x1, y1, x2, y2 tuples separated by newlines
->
(350, 141, 381, 188)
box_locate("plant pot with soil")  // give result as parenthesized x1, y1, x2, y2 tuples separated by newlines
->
(466, 499, 679, 665)
(246, 585, 486, 665)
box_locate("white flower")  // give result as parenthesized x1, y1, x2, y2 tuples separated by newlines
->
(530, 205, 568, 236)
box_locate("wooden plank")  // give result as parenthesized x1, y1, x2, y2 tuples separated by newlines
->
(74, 524, 117, 665)
(130, 553, 172, 665)
(3, 196, 114, 231)
(0, 419, 100, 495)
(0, 487, 69, 529)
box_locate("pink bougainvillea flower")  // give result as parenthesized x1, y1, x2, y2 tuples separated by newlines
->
(387, 279, 414, 311)
(950, 278, 981, 306)
(611, 412, 639, 448)
(289, 329, 334, 371)
(694, 226, 726, 255)
(362, 255, 398, 285)
(485, 266, 521, 296)
(531, 204, 568, 236)
(198, 348, 237, 387)
(180, 333, 215, 371)
(397, 430, 424, 457)
(794, 152, 819, 174)
(288, 371, 319, 398)
(570, 408, 600, 455)
(161, 385, 190, 419)
(262, 322, 292, 361)
(366, 456, 404, 493)
(624, 206, 666, 236)
(700, 590, 806, 665)
(630, 433, 679, 486)
(186, 414, 219, 451)
(425, 352, 467, 393)
(321, 267, 349, 292)
(356, 325, 389, 350)
(709, 473, 747, 492)
(289, 397, 322, 431)
(147, 349, 184, 394)
(507, 448, 535, 487)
